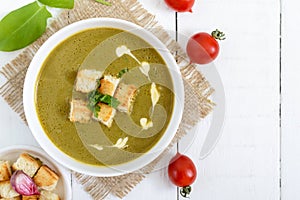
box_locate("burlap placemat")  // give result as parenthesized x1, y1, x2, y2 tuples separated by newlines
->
(0, 0, 214, 199)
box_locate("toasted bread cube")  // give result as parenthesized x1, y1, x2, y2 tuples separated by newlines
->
(39, 190, 60, 200)
(0, 181, 20, 198)
(0, 196, 21, 200)
(114, 83, 137, 113)
(69, 99, 92, 123)
(0, 161, 12, 181)
(21, 195, 39, 200)
(12, 153, 42, 177)
(75, 69, 102, 93)
(33, 165, 59, 191)
(92, 103, 116, 128)
(98, 75, 120, 96)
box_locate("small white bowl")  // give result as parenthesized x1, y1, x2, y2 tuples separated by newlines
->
(23, 18, 184, 177)
(0, 145, 72, 200)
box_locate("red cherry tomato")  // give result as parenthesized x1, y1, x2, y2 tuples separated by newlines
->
(164, 0, 195, 12)
(186, 29, 225, 64)
(168, 153, 197, 198)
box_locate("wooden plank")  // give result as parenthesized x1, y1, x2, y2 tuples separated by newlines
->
(0, 98, 38, 147)
(0, 0, 32, 145)
(178, 0, 280, 199)
(124, 147, 178, 200)
(281, 0, 300, 199)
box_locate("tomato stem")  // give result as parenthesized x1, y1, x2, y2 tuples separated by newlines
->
(180, 185, 192, 198)
(211, 29, 226, 40)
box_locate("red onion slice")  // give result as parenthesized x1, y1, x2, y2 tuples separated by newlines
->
(10, 170, 40, 196)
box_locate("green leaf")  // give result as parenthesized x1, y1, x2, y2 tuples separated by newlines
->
(88, 90, 120, 111)
(38, 0, 74, 9)
(95, 105, 101, 112)
(100, 95, 120, 108)
(0, 2, 52, 52)
(100, 95, 111, 104)
(95, 0, 112, 6)
(117, 68, 129, 78)
(110, 97, 120, 108)
(94, 105, 100, 118)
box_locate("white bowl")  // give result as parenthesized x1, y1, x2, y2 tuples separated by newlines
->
(0, 145, 72, 199)
(23, 18, 184, 176)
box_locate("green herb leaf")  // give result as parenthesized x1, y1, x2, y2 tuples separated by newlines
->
(88, 90, 100, 117)
(94, 105, 100, 118)
(95, 0, 112, 6)
(95, 105, 101, 112)
(88, 90, 120, 115)
(111, 98, 120, 108)
(100, 95, 120, 108)
(38, 0, 74, 9)
(0, 2, 52, 52)
(117, 68, 129, 78)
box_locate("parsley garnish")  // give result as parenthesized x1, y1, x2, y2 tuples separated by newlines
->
(99, 94, 120, 108)
(117, 68, 129, 78)
(87, 90, 120, 117)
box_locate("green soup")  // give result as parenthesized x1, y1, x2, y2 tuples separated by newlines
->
(35, 28, 174, 166)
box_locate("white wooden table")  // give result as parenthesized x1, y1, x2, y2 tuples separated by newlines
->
(1, 0, 298, 199)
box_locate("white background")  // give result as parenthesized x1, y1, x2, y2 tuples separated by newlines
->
(0, 0, 297, 199)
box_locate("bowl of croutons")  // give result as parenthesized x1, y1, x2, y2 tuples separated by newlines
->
(0, 145, 72, 200)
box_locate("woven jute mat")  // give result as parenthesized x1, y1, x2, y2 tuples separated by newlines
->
(0, 0, 214, 199)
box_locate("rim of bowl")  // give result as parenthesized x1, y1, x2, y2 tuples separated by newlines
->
(0, 145, 72, 199)
(23, 18, 184, 177)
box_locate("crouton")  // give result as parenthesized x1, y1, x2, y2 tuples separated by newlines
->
(39, 190, 60, 200)
(0, 181, 20, 198)
(75, 69, 102, 93)
(0, 196, 21, 200)
(98, 75, 120, 96)
(0, 161, 12, 181)
(33, 165, 59, 191)
(92, 103, 116, 127)
(114, 83, 137, 113)
(69, 99, 92, 123)
(12, 153, 42, 177)
(21, 195, 39, 200)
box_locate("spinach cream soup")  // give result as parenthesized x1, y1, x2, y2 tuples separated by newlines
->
(36, 28, 174, 166)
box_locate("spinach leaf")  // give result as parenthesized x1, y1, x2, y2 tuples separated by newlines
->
(88, 90, 120, 117)
(100, 94, 120, 108)
(95, 0, 112, 6)
(117, 68, 129, 78)
(0, 2, 52, 51)
(38, 0, 74, 9)
(94, 105, 101, 118)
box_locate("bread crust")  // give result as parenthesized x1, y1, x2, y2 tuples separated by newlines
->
(69, 99, 92, 123)
(0, 181, 20, 198)
(114, 83, 137, 113)
(0, 196, 21, 200)
(75, 69, 102, 93)
(33, 165, 59, 191)
(21, 195, 39, 200)
(98, 75, 120, 96)
(12, 153, 42, 177)
(92, 103, 116, 127)
(0, 161, 12, 181)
